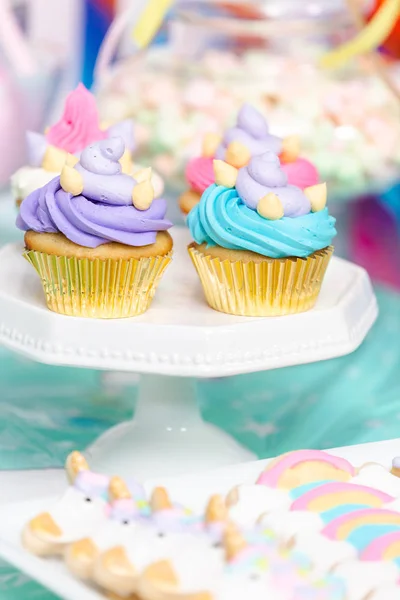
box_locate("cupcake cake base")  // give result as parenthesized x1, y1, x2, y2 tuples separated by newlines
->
(188, 243, 333, 317)
(178, 189, 202, 215)
(24, 231, 172, 319)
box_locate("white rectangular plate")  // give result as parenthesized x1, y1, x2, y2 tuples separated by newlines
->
(0, 439, 399, 600)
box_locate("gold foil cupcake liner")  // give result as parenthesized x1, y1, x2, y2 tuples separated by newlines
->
(24, 250, 172, 318)
(188, 244, 333, 317)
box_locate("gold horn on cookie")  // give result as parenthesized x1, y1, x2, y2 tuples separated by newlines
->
(60, 165, 84, 196)
(205, 495, 228, 524)
(202, 133, 221, 158)
(150, 487, 172, 512)
(65, 451, 89, 484)
(42, 145, 69, 172)
(213, 160, 238, 189)
(225, 141, 251, 169)
(132, 180, 154, 211)
(280, 135, 300, 163)
(257, 192, 284, 220)
(304, 182, 327, 213)
(223, 522, 247, 561)
(109, 477, 132, 502)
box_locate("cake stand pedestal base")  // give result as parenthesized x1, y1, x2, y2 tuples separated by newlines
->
(86, 374, 256, 480)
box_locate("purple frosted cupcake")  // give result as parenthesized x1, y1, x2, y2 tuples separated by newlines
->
(17, 137, 172, 318)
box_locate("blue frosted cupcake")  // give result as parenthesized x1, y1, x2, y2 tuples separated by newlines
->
(187, 151, 336, 316)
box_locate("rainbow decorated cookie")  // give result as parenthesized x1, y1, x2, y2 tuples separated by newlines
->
(260, 482, 396, 544)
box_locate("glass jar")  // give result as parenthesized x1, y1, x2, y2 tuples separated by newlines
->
(96, 0, 400, 209)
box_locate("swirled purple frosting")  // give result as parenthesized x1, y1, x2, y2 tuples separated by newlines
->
(215, 103, 283, 160)
(236, 152, 311, 217)
(17, 137, 172, 248)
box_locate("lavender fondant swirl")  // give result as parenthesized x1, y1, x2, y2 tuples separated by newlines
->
(17, 138, 171, 248)
(215, 103, 282, 160)
(236, 152, 311, 217)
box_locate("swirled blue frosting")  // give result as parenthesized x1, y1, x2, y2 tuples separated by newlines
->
(187, 185, 336, 259)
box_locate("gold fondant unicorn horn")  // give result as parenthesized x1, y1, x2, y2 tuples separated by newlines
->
(304, 182, 327, 212)
(225, 141, 251, 168)
(132, 180, 154, 211)
(150, 487, 172, 512)
(280, 135, 300, 163)
(223, 522, 247, 561)
(202, 133, 222, 158)
(205, 495, 228, 524)
(213, 160, 238, 188)
(257, 192, 284, 220)
(109, 477, 132, 502)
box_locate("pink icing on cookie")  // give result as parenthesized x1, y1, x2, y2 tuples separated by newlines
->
(185, 156, 214, 193)
(46, 83, 106, 153)
(290, 482, 393, 512)
(257, 450, 356, 488)
(281, 157, 319, 190)
(361, 531, 400, 562)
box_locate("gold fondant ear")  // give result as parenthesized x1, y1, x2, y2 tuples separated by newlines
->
(133, 166, 152, 183)
(28, 512, 62, 537)
(202, 133, 221, 158)
(65, 153, 79, 168)
(257, 193, 284, 220)
(42, 146, 68, 172)
(304, 183, 327, 212)
(119, 150, 133, 175)
(141, 560, 178, 587)
(213, 160, 238, 188)
(225, 141, 251, 169)
(280, 135, 300, 164)
(132, 180, 154, 211)
(60, 166, 84, 196)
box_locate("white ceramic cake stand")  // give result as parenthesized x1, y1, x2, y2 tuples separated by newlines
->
(0, 228, 377, 480)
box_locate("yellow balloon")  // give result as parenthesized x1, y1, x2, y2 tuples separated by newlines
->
(320, 0, 400, 69)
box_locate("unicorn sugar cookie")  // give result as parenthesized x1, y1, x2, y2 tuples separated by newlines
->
(139, 523, 346, 600)
(65, 476, 149, 581)
(93, 492, 227, 598)
(22, 452, 110, 556)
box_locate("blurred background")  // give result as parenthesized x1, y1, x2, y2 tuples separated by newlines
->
(0, 1, 399, 596)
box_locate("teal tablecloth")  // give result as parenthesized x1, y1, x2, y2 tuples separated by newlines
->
(0, 285, 399, 599)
